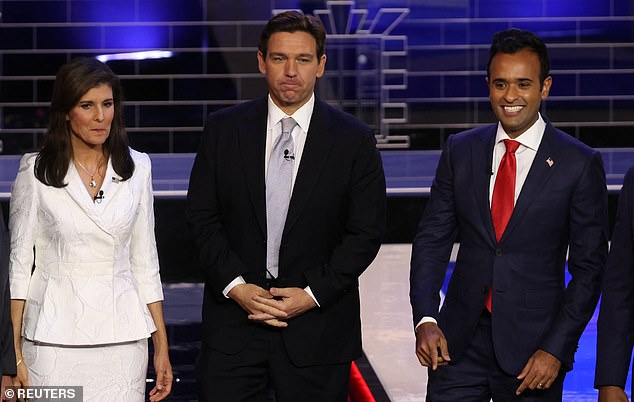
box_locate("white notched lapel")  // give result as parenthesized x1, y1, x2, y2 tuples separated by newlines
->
(96, 157, 125, 210)
(64, 161, 109, 231)
(64, 158, 125, 234)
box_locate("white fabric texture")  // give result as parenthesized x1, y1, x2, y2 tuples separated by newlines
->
(23, 338, 148, 401)
(9, 150, 163, 345)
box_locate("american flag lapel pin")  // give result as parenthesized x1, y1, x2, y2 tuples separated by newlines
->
(546, 157, 554, 167)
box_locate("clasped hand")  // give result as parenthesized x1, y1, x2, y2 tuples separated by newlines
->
(228, 284, 316, 327)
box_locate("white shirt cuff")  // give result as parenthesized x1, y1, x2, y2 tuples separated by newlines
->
(223, 276, 246, 298)
(415, 316, 437, 331)
(304, 286, 320, 307)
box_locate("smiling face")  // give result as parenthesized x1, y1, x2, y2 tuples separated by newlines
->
(257, 31, 326, 115)
(488, 48, 552, 138)
(66, 83, 114, 150)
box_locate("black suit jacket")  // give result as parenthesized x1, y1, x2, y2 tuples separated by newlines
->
(595, 167, 634, 391)
(186, 97, 386, 366)
(0, 213, 16, 376)
(410, 122, 608, 375)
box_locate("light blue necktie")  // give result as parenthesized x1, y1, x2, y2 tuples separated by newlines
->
(266, 117, 297, 278)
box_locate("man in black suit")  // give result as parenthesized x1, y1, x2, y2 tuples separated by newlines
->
(595, 167, 634, 402)
(409, 28, 608, 401)
(186, 10, 386, 402)
(0, 212, 16, 392)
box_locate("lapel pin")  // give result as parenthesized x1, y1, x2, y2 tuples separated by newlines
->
(546, 157, 554, 167)
(111, 177, 121, 183)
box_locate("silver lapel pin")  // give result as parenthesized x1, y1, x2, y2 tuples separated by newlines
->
(546, 157, 554, 167)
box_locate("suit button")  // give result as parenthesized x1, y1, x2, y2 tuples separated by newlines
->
(495, 249, 502, 256)
(482, 286, 488, 294)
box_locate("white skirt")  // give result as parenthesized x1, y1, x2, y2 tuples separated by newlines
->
(22, 338, 149, 402)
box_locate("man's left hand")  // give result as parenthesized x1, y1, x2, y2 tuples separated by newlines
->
(515, 349, 561, 395)
(250, 287, 317, 322)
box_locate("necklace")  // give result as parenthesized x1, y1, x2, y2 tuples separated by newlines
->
(75, 157, 104, 188)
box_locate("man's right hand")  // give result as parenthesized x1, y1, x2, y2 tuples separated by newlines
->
(598, 386, 628, 402)
(415, 322, 451, 370)
(228, 283, 288, 328)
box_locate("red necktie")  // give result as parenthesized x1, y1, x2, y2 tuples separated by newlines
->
(486, 139, 520, 311)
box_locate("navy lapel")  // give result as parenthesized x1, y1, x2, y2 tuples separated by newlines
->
(499, 124, 559, 242)
(471, 125, 498, 244)
(238, 98, 268, 236)
(283, 100, 335, 234)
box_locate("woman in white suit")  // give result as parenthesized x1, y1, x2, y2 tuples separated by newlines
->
(8, 58, 172, 401)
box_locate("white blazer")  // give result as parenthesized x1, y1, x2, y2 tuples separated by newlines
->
(9, 150, 163, 345)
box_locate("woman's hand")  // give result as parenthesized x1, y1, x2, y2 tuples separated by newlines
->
(148, 349, 172, 401)
(147, 301, 172, 401)
(12, 358, 28, 402)
(13, 359, 27, 389)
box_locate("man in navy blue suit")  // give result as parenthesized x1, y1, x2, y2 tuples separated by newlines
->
(410, 28, 608, 401)
(595, 167, 634, 402)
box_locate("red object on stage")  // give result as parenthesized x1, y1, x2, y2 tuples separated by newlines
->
(348, 361, 376, 402)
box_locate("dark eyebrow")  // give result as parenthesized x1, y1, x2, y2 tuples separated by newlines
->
(79, 98, 113, 104)
(268, 52, 314, 59)
(492, 78, 533, 83)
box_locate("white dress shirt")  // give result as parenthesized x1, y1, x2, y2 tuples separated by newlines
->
(489, 114, 546, 205)
(264, 94, 313, 189)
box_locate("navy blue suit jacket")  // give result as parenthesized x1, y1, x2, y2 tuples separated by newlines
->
(186, 97, 386, 367)
(410, 122, 608, 375)
(595, 167, 634, 391)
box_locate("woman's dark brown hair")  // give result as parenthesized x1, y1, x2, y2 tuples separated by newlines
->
(35, 57, 133, 187)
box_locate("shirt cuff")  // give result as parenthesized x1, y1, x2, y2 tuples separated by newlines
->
(223, 276, 246, 298)
(304, 286, 320, 307)
(415, 316, 437, 331)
